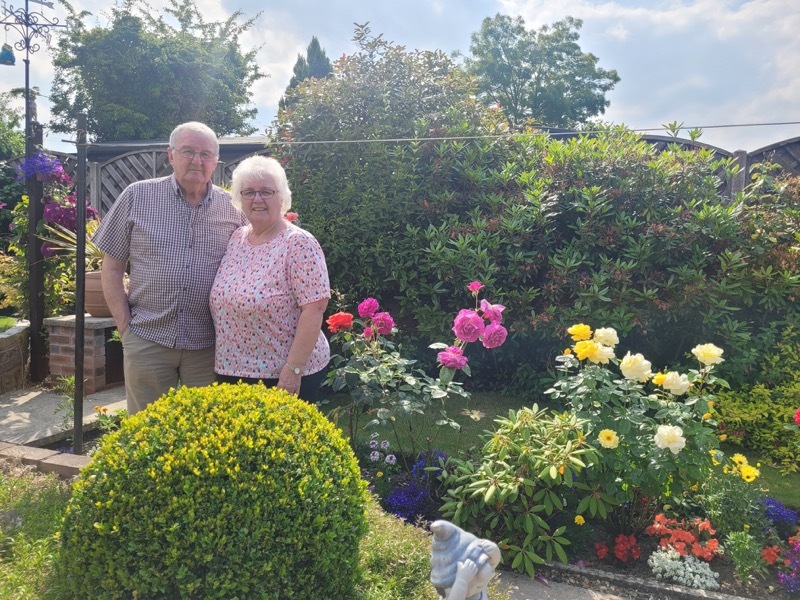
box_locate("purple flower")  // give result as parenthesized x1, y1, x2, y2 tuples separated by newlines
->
(481, 322, 508, 349)
(363, 326, 373, 339)
(369, 451, 380, 462)
(370, 432, 379, 439)
(479, 298, 506, 324)
(385, 454, 397, 465)
(371, 312, 395, 335)
(369, 440, 378, 449)
(380, 440, 389, 450)
(452, 309, 485, 343)
(358, 297, 379, 318)
(437, 346, 468, 370)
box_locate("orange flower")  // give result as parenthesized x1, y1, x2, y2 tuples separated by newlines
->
(326, 311, 354, 333)
(762, 545, 780, 565)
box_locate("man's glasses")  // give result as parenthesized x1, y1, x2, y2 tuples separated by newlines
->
(173, 147, 218, 162)
(241, 189, 277, 200)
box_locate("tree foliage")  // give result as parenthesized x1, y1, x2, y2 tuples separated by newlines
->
(279, 36, 333, 110)
(0, 91, 24, 160)
(466, 14, 620, 128)
(49, 0, 265, 141)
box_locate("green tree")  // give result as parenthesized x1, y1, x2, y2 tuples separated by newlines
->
(0, 91, 24, 160)
(466, 14, 620, 128)
(280, 36, 333, 110)
(49, 0, 265, 141)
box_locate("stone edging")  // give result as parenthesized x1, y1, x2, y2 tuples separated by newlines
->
(0, 441, 89, 478)
(542, 560, 756, 600)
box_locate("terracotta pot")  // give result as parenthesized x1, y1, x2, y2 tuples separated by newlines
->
(85, 270, 112, 317)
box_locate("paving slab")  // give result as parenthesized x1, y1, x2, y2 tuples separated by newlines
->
(0, 384, 126, 445)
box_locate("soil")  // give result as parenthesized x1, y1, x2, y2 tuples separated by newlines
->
(542, 534, 794, 600)
(41, 428, 106, 456)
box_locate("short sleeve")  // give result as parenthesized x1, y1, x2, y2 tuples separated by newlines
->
(93, 187, 134, 262)
(286, 231, 330, 307)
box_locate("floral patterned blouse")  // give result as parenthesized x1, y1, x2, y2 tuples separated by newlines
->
(210, 223, 331, 378)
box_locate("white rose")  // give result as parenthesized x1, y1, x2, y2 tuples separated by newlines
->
(593, 327, 619, 347)
(691, 343, 724, 366)
(620, 352, 653, 382)
(662, 371, 691, 396)
(654, 424, 686, 455)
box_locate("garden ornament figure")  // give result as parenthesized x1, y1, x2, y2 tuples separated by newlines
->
(430, 520, 501, 600)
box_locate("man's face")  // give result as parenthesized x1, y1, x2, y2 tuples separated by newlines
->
(167, 130, 218, 191)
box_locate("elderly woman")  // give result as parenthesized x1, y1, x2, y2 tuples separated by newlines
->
(209, 155, 330, 401)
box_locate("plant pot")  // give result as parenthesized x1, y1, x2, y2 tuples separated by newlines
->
(85, 270, 112, 318)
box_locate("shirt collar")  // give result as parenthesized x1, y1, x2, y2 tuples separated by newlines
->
(170, 174, 213, 205)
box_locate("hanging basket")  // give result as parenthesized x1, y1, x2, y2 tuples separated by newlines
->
(0, 43, 15, 66)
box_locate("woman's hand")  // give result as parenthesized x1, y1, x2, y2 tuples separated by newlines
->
(277, 365, 302, 396)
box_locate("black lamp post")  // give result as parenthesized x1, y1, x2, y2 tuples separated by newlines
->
(1, 0, 69, 382)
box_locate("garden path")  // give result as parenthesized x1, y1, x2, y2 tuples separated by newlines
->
(0, 383, 125, 446)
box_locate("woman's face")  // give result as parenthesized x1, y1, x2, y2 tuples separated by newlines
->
(240, 173, 283, 232)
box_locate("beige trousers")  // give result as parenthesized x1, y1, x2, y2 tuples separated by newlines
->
(121, 329, 215, 415)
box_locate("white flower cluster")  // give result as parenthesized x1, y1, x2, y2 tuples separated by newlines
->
(647, 546, 720, 590)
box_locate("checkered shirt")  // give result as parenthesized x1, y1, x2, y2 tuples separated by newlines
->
(93, 175, 247, 349)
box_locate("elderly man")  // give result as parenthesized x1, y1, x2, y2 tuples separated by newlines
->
(94, 121, 247, 414)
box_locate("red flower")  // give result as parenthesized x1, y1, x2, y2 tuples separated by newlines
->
(762, 545, 780, 565)
(284, 211, 299, 222)
(326, 311, 354, 333)
(595, 541, 609, 560)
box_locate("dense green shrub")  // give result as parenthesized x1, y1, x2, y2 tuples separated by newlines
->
(58, 383, 368, 599)
(714, 382, 800, 473)
(277, 29, 800, 390)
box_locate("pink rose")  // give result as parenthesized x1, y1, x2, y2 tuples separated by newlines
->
(479, 299, 505, 324)
(363, 327, 373, 339)
(438, 346, 468, 370)
(358, 297, 380, 318)
(795, 406, 800, 427)
(467, 281, 485, 294)
(284, 212, 299, 222)
(481, 322, 508, 349)
(372, 312, 395, 335)
(452, 309, 485, 343)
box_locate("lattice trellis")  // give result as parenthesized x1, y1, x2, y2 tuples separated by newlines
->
(93, 149, 172, 214)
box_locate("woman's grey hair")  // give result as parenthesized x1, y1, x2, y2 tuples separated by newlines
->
(229, 155, 292, 214)
(169, 122, 219, 155)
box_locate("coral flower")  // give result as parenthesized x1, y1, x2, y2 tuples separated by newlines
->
(326, 311, 353, 333)
(284, 211, 299, 222)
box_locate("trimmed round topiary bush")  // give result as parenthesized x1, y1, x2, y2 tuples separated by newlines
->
(58, 383, 368, 599)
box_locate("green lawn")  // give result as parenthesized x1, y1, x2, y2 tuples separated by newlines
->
(0, 316, 17, 333)
(321, 390, 800, 510)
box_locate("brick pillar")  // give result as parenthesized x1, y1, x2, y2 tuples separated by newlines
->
(43, 316, 119, 395)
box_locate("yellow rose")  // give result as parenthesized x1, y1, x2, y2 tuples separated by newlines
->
(719, 434, 727, 442)
(574, 515, 585, 526)
(652, 372, 667, 386)
(691, 343, 724, 366)
(702, 413, 711, 420)
(598, 429, 620, 449)
(567, 323, 592, 341)
(563, 348, 572, 355)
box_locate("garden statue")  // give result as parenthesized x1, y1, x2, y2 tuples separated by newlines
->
(430, 520, 501, 600)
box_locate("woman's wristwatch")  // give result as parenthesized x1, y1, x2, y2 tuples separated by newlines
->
(285, 363, 303, 375)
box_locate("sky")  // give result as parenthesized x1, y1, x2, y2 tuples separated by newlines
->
(2, 0, 799, 154)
